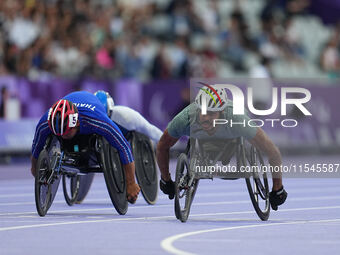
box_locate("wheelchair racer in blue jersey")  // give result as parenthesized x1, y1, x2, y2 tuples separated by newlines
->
(31, 91, 140, 203)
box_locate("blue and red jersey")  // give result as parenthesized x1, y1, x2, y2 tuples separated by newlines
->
(31, 91, 133, 164)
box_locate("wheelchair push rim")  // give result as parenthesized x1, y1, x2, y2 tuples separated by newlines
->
(35, 149, 60, 216)
(238, 142, 270, 221)
(174, 153, 198, 223)
(99, 137, 128, 215)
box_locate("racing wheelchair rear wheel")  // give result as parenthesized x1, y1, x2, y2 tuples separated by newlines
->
(98, 137, 128, 215)
(130, 132, 158, 205)
(75, 173, 95, 204)
(62, 174, 80, 206)
(237, 138, 270, 221)
(174, 153, 199, 222)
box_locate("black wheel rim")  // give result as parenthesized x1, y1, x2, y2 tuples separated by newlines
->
(132, 132, 158, 204)
(109, 146, 125, 193)
(175, 154, 196, 222)
(139, 140, 156, 184)
(99, 137, 127, 215)
(38, 158, 52, 211)
(63, 174, 80, 206)
(240, 142, 270, 221)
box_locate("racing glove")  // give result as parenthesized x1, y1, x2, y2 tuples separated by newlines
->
(269, 186, 288, 211)
(160, 178, 175, 200)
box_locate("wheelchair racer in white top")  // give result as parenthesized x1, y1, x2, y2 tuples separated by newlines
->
(94, 90, 163, 143)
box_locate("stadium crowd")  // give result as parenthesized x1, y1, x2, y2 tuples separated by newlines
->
(0, 0, 339, 81)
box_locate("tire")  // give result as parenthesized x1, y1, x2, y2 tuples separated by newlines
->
(174, 153, 199, 222)
(35, 149, 60, 216)
(75, 173, 95, 204)
(98, 137, 128, 215)
(238, 140, 270, 221)
(62, 174, 80, 206)
(130, 132, 158, 205)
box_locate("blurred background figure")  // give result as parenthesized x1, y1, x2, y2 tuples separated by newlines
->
(0, 0, 339, 157)
(249, 56, 273, 111)
(0, 86, 9, 118)
(0, 0, 337, 80)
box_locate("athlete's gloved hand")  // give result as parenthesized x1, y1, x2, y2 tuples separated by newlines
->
(269, 186, 288, 211)
(127, 183, 140, 204)
(160, 178, 175, 200)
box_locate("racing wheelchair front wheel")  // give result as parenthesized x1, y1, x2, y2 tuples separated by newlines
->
(130, 132, 158, 205)
(174, 153, 199, 223)
(98, 137, 128, 215)
(35, 149, 60, 216)
(237, 139, 270, 221)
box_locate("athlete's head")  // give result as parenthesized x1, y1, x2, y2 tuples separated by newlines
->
(94, 90, 114, 118)
(194, 84, 228, 133)
(47, 99, 79, 139)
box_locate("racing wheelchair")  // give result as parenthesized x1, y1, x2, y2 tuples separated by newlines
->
(61, 131, 158, 206)
(34, 131, 158, 217)
(174, 137, 270, 222)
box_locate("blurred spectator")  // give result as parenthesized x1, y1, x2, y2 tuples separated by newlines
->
(282, 16, 305, 60)
(221, 9, 254, 71)
(0, 0, 336, 81)
(167, 38, 189, 78)
(199, 0, 220, 34)
(117, 43, 143, 79)
(7, 5, 41, 50)
(0, 86, 8, 118)
(96, 37, 115, 69)
(151, 45, 171, 79)
(320, 34, 340, 77)
(171, 87, 190, 116)
(249, 56, 273, 111)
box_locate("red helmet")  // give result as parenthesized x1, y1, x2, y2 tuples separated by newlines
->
(47, 99, 78, 136)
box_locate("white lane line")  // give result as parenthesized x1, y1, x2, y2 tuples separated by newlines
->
(0, 186, 340, 206)
(1, 192, 340, 207)
(2, 185, 340, 199)
(0, 198, 111, 206)
(0, 205, 340, 232)
(161, 218, 340, 255)
(0, 200, 250, 216)
(1, 195, 340, 216)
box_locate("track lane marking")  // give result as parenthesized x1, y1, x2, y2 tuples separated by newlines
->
(0, 205, 340, 232)
(160, 218, 340, 255)
(1, 195, 340, 216)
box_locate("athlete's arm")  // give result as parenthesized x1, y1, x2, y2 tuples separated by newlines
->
(156, 129, 179, 181)
(249, 127, 283, 190)
(82, 114, 134, 165)
(111, 106, 163, 142)
(156, 105, 191, 181)
(31, 112, 51, 176)
(81, 114, 139, 202)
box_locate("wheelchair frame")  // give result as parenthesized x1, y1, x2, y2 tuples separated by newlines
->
(174, 137, 270, 222)
(34, 134, 127, 216)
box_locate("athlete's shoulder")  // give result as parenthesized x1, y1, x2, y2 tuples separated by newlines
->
(63, 91, 97, 101)
(63, 91, 106, 114)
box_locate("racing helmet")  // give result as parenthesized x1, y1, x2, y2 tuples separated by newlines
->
(194, 84, 228, 112)
(48, 99, 79, 136)
(94, 90, 114, 117)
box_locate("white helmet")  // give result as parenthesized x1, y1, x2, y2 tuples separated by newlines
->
(194, 84, 228, 112)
